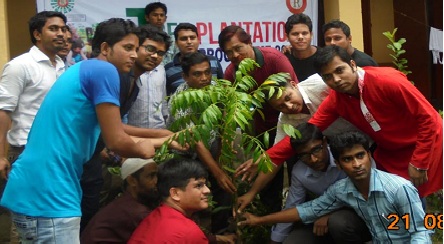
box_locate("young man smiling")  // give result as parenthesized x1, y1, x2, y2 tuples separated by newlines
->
(322, 20, 378, 67)
(127, 26, 171, 130)
(239, 131, 431, 243)
(129, 158, 210, 243)
(168, 52, 236, 234)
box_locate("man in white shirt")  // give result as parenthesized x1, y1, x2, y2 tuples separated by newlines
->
(0, 11, 68, 243)
(127, 26, 171, 129)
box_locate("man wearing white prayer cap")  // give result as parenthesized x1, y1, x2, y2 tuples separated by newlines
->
(81, 158, 159, 243)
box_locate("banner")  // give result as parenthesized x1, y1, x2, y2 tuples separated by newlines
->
(37, 0, 318, 69)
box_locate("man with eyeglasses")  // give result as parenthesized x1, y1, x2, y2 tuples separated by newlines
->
(165, 23, 223, 96)
(238, 123, 372, 243)
(127, 25, 171, 130)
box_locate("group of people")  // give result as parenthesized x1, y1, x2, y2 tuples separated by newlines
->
(0, 1, 441, 244)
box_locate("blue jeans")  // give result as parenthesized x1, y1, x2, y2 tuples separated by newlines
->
(11, 213, 80, 244)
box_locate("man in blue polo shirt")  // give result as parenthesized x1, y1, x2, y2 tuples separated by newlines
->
(0, 18, 155, 243)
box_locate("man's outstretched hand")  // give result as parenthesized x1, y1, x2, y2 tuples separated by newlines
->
(234, 158, 258, 182)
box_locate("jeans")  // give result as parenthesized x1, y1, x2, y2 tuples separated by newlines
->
(11, 213, 80, 244)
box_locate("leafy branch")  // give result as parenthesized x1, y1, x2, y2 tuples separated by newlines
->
(155, 58, 290, 242)
(383, 28, 413, 78)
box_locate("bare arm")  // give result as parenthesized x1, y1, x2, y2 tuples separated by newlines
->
(123, 123, 173, 138)
(238, 208, 300, 226)
(237, 164, 281, 212)
(195, 141, 236, 194)
(0, 110, 11, 158)
(0, 110, 11, 179)
(96, 103, 154, 159)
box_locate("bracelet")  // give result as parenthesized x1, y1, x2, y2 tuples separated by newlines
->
(409, 163, 428, 171)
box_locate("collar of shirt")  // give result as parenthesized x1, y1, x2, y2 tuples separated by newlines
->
(304, 147, 337, 178)
(343, 167, 384, 200)
(298, 85, 314, 112)
(30, 45, 62, 63)
(252, 47, 265, 66)
(30, 46, 64, 69)
(138, 67, 160, 87)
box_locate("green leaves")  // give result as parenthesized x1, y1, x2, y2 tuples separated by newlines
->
(383, 28, 413, 78)
(282, 124, 302, 139)
(160, 57, 278, 181)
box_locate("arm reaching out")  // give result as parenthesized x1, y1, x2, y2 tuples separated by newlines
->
(238, 208, 301, 227)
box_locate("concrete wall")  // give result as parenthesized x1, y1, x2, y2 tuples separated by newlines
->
(370, 0, 394, 63)
(0, 0, 36, 69)
(324, 0, 364, 51)
(0, 0, 9, 69)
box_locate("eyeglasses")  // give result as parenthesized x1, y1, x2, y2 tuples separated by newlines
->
(296, 144, 323, 162)
(141, 44, 167, 57)
(191, 69, 211, 78)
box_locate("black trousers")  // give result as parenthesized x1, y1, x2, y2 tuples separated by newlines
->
(79, 152, 104, 233)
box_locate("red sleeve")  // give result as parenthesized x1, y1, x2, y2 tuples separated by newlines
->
(266, 135, 295, 166)
(308, 93, 340, 131)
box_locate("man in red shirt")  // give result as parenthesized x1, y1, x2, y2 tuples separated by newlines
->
(263, 45, 442, 198)
(128, 158, 210, 243)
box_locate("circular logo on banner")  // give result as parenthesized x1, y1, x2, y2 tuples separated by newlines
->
(286, 0, 307, 14)
(51, 0, 75, 14)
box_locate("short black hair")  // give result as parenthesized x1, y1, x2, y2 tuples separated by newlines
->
(157, 158, 208, 201)
(329, 131, 370, 161)
(322, 20, 351, 37)
(181, 52, 210, 76)
(145, 2, 167, 16)
(314, 45, 352, 74)
(91, 18, 139, 57)
(29, 11, 67, 44)
(139, 25, 172, 52)
(173, 23, 198, 40)
(290, 123, 323, 151)
(285, 13, 313, 35)
(218, 25, 251, 52)
(71, 39, 84, 49)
